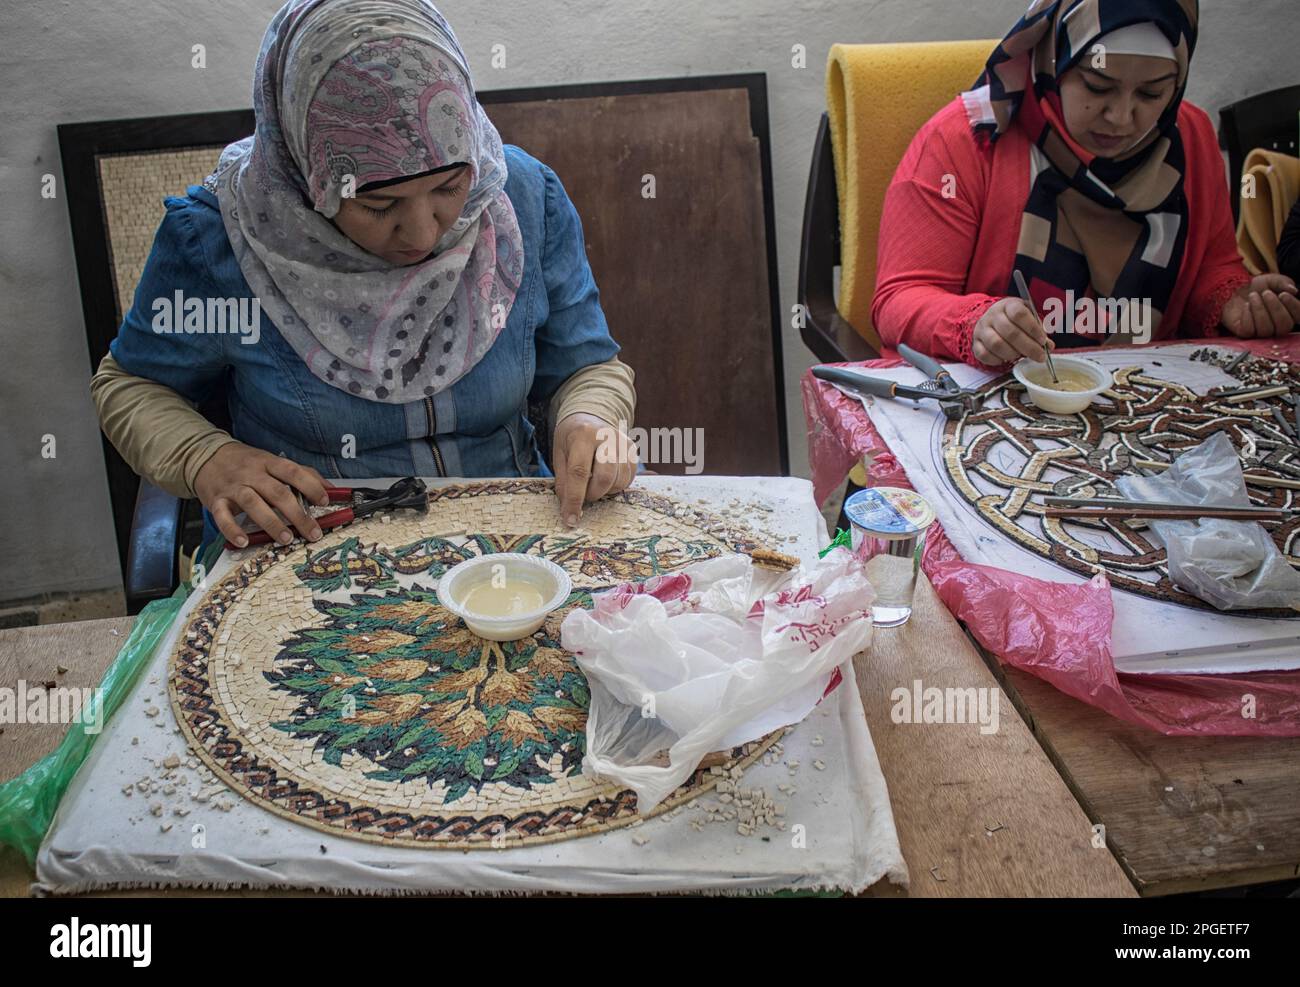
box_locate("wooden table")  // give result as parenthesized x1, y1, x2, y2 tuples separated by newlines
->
(991, 662, 1300, 895)
(862, 589, 1300, 896)
(0, 617, 135, 897)
(853, 577, 1134, 896)
(0, 579, 1140, 898)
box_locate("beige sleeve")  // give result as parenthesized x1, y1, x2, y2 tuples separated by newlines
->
(92, 352, 635, 495)
(549, 356, 637, 435)
(90, 352, 237, 500)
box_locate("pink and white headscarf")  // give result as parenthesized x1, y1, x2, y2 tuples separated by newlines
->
(203, 0, 524, 403)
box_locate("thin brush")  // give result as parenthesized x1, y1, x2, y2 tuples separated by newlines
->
(1013, 269, 1056, 383)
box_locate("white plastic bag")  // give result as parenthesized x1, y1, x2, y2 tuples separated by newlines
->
(1117, 432, 1300, 611)
(559, 547, 875, 811)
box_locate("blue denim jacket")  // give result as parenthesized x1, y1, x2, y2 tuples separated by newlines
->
(110, 144, 619, 484)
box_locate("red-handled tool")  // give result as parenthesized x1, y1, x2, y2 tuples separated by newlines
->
(225, 477, 429, 549)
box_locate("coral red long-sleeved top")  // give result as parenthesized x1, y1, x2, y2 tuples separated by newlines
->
(871, 96, 1250, 368)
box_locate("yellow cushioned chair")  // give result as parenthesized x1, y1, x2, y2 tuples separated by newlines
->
(798, 39, 998, 361)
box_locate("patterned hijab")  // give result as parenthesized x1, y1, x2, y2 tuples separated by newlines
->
(202, 0, 524, 402)
(962, 0, 1199, 343)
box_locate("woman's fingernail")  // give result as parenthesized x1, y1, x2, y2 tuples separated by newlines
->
(310, 527, 322, 540)
(278, 531, 292, 544)
(235, 536, 248, 548)
(565, 514, 578, 527)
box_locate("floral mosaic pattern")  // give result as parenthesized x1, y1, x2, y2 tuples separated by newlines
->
(266, 589, 591, 804)
(168, 481, 787, 848)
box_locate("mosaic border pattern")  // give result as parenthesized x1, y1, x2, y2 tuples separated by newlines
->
(941, 367, 1300, 616)
(168, 480, 794, 848)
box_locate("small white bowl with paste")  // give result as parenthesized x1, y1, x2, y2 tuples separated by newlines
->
(437, 553, 572, 641)
(1013, 355, 1113, 414)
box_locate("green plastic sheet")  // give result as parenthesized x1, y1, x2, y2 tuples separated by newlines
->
(819, 527, 853, 558)
(0, 540, 220, 865)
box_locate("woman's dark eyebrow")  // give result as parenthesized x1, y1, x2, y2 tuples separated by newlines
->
(1081, 66, 1178, 86)
(357, 164, 468, 200)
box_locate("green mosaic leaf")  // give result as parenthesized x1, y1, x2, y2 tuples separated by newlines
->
(443, 778, 472, 802)
(465, 749, 484, 780)
(394, 723, 428, 751)
(268, 538, 597, 802)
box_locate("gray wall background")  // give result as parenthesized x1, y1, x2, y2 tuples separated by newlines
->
(1, 0, 1294, 600)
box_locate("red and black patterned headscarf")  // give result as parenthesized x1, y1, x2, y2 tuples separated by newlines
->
(962, 0, 1199, 343)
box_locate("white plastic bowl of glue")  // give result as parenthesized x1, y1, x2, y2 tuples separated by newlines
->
(437, 553, 572, 641)
(1013, 355, 1112, 415)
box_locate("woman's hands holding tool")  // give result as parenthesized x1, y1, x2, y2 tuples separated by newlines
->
(194, 442, 330, 548)
(552, 413, 638, 528)
(1221, 274, 1300, 338)
(973, 297, 1054, 367)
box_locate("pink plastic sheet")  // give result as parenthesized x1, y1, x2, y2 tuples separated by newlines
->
(802, 338, 1300, 736)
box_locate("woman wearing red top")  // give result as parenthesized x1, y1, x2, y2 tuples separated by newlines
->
(872, 0, 1300, 369)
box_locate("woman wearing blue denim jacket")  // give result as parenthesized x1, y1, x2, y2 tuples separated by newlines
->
(91, 0, 638, 553)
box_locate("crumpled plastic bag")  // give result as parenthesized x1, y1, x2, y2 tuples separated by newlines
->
(560, 548, 874, 811)
(1117, 431, 1300, 611)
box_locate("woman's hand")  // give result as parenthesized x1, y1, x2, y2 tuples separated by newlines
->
(552, 413, 638, 527)
(1220, 274, 1300, 338)
(972, 297, 1053, 367)
(194, 442, 330, 547)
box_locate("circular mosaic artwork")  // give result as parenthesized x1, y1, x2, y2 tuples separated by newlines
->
(168, 480, 795, 849)
(941, 360, 1300, 617)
